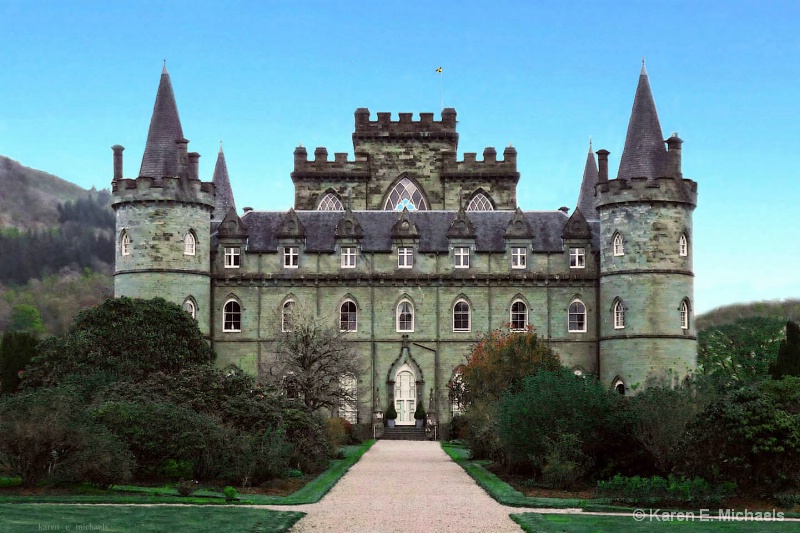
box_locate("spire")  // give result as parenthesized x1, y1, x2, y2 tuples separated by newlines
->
(139, 65, 186, 179)
(576, 140, 599, 220)
(212, 144, 236, 222)
(616, 63, 667, 180)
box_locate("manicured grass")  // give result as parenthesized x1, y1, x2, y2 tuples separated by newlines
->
(441, 442, 603, 509)
(1, 504, 304, 533)
(511, 512, 798, 532)
(0, 439, 375, 506)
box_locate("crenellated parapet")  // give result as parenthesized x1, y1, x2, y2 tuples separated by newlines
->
(291, 146, 371, 180)
(596, 176, 697, 208)
(441, 146, 519, 180)
(352, 108, 458, 144)
(112, 176, 215, 209)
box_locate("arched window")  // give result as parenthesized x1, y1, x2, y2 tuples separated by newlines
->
(680, 299, 690, 330)
(453, 300, 471, 332)
(120, 230, 131, 256)
(318, 192, 344, 211)
(612, 377, 626, 395)
(340, 300, 357, 332)
(282, 300, 295, 332)
(449, 367, 466, 416)
(510, 300, 528, 331)
(396, 300, 414, 332)
(613, 299, 625, 329)
(184, 231, 196, 256)
(384, 177, 428, 211)
(679, 233, 688, 257)
(613, 232, 624, 256)
(223, 299, 241, 332)
(568, 300, 587, 332)
(466, 192, 494, 211)
(183, 297, 197, 319)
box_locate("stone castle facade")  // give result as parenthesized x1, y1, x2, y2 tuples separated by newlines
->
(112, 64, 698, 427)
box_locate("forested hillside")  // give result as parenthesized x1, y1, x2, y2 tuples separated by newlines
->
(696, 299, 800, 331)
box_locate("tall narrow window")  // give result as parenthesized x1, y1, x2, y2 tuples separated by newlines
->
(453, 300, 471, 332)
(613, 233, 624, 256)
(397, 300, 414, 332)
(341, 247, 357, 268)
(510, 300, 528, 331)
(613, 300, 625, 329)
(183, 298, 197, 319)
(679, 234, 688, 257)
(224, 247, 240, 268)
(282, 300, 295, 332)
(120, 230, 131, 256)
(680, 300, 690, 330)
(340, 301, 357, 332)
(454, 247, 470, 268)
(398, 247, 414, 268)
(466, 192, 494, 211)
(184, 232, 196, 256)
(283, 246, 299, 268)
(569, 247, 585, 268)
(384, 177, 428, 211)
(318, 193, 344, 211)
(223, 300, 241, 332)
(511, 247, 526, 269)
(568, 300, 587, 332)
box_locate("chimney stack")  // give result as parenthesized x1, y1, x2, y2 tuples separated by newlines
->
(596, 149, 610, 183)
(188, 152, 200, 180)
(666, 133, 683, 178)
(111, 145, 124, 181)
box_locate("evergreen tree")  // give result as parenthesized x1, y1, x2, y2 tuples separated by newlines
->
(770, 321, 800, 379)
(0, 331, 39, 394)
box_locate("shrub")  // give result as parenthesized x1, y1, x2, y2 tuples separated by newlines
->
(596, 474, 735, 507)
(414, 402, 426, 421)
(385, 403, 397, 421)
(223, 485, 238, 501)
(326, 417, 352, 447)
(774, 493, 800, 510)
(54, 424, 134, 488)
(282, 408, 332, 474)
(221, 427, 292, 486)
(158, 459, 194, 480)
(449, 414, 468, 440)
(539, 432, 589, 490)
(176, 479, 198, 497)
(462, 401, 503, 462)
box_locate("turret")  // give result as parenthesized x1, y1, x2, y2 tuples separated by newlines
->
(596, 63, 697, 394)
(112, 64, 214, 336)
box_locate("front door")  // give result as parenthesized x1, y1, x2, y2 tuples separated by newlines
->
(394, 369, 416, 425)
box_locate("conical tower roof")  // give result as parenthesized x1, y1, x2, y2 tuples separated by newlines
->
(212, 143, 236, 222)
(576, 140, 599, 220)
(139, 63, 185, 179)
(617, 62, 667, 180)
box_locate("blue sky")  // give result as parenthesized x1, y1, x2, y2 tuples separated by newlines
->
(0, 0, 798, 314)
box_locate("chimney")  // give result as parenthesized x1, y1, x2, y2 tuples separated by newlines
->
(176, 138, 189, 177)
(596, 149, 610, 183)
(188, 152, 200, 180)
(112, 145, 124, 181)
(666, 133, 683, 178)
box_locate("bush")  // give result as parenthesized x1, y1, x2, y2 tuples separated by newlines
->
(282, 408, 332, 474)
(326, 417, 352, 447)
(176, 479, 198, 496)
(449, 414, 468, 440)
(774, 493, 800, 510)
(157, 459, 194, 480)
(223, 485, 238, 501)
(462, 401, 503, 462)
(539, 432, 589, 490)
(54, 425, 134, 488)
(221, 427, 292, 486)
(597, 474, 735, 507)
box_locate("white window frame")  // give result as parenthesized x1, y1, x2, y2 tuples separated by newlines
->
(680, 300, 690, 330)
(398, 247, 414, 269)
(569, 247, 586, 269)
(613, 300, 625, 329)
(454, 246, 470, 269)
(224, 247, 240, 268)
(396, 300, 414, 332)
(183, 298, 196, 319)
(184, 232, 196, 256)
(283, 246, 299, 269)
(341, 246, 358, 269)
(453, 300, 471, 332)
(568, 300, 587, 333)
(120, 230, 131, 256)
(510, 300, 528, 331)
(613, 233, 624, 256)
(679, 234, 688, 257)
(281, 300, 295, 332)
(223, 299, 241, 332)
(340, 300, 357, 332)
(511, 247, 526, 269)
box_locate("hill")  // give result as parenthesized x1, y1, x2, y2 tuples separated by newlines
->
(696, 299, 800, 331)
(0, 155, 90, 230)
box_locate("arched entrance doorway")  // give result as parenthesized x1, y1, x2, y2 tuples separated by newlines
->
(394, 364, 416, 425)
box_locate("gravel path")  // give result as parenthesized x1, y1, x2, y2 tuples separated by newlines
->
(270, 440, 531, 533)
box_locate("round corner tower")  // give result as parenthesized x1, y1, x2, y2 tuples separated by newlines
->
(596, 65, 698, 394)
(111, 66, 215, 336)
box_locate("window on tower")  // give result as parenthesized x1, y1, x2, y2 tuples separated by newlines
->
(120, 230, 131, 256)
(184, 231, 196, 256)
(613, 233, 624, 256)
(679, 233, 688, 257)
(613, 299, 625, 329)
(466, 192, 494, 211)
(318, 192, 344, 211)
(680, 299, 690, 330)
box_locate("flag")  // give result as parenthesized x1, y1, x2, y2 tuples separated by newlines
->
(436, 67, 442, 73)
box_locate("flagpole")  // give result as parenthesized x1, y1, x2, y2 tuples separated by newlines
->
(436, 67, 444, 111)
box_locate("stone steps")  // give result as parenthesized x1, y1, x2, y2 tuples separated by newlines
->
(382, 426, 427, 441)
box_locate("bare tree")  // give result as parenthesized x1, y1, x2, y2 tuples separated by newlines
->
(265, 306, 360, 413)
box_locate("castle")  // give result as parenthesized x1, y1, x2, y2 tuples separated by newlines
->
(112, 64, 698, 428)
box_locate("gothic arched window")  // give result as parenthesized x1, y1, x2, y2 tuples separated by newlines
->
(282, 300, 295, 332)
(466, 192, 494, 211)
(183, 297, 197, 319)
(384, 177, 428, 211)
(184, 231, 196, 256)
(340, 300, 357, 332)
(679, 233, 688, 257)
(568, 300, 587, 332)
(613, 299, 625, 329)
(613, 232, 624, 256)
(396, 300, 414, 332)
(223, 299, 241, 332)
(318, 193, 344, 211)
(453, 300, 471, 332)
(510, 300, 528, 331)
(680, 299, 690, 330)
(120, 230, 131, 256)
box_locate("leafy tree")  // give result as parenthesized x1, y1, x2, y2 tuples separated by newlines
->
(697, 316, 785, 387)
(7, 304, 46, 335)
(0, 331, 39, 394)
(770, 321, 800, 379)
(23, 297, 215, 387)
(266, 306, 360, 412)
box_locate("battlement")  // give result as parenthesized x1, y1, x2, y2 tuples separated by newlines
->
(112, 176, 215, 208)
(352, 108, 459, 144)
(596, 176, 698, 208)
(441, 146, 519, 179)
(291, 146, 371, 179)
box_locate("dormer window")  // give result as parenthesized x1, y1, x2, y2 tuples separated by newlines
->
(569, 247, 585, 268)
(224, 247, 240, 268)
(679, 234, 688, 257)
(341, 247, 358, 268)
(398, 247, 414, 269)
(283, 247, 299, 268)
(511, 247, 526, 269)
(613, 233, 624, 256)
(454, 247, 470, 268)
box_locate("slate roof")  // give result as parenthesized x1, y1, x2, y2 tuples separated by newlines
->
(212, 146, 236, 222)
(576, 143, 599, 221)
(139, 65, 186, 179)
(234, 209, 599, 253)
(617, 63, 667, 180)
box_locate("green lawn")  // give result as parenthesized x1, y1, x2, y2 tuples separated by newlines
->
(512, 512, 798, 532)
(1, 504, 304, 533)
